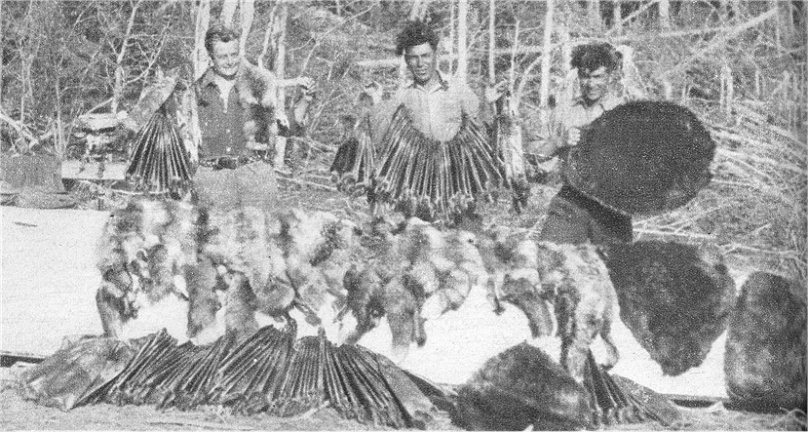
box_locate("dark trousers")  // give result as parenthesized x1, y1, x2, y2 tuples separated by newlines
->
(539, 185, 633, 245)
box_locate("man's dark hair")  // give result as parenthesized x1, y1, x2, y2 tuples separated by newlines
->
(395, 20, 439, 56)
(571, 43, 621, 75)
(205, 24, 240, 53)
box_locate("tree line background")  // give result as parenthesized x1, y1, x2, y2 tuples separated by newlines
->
(1, 0, 806, 281)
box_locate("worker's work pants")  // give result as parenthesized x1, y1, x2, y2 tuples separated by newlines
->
(539, 185, 633, 245)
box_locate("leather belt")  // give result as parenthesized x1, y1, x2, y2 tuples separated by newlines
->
(199, 156, 262, 170)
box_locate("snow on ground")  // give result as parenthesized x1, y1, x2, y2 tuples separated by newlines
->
(1, 206, 737, 399)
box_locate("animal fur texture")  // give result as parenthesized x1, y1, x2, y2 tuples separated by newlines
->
(96, 203, 618, 379)
(603, 240, 736, 376)
(564, 101, 715, 215)
(724, 271, 806, 412)
(534, 241, 620, 384)
(95, 198, 198, 338)
(455, 343, 593, 430)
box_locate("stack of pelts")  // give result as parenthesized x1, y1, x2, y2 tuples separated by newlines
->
(330, 114, 375, 198)
(82, 327, 434, 428)
(125, 105, 193, 195)
(373, 106, 503, 222)
(564, 101, 716, 215)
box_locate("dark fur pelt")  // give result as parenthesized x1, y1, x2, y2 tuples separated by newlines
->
(455, 343, 593, 431)
(563, 101, 715, 215)
(602, 240, 736, 376)
(724, 272, 807, 412)
(20, 337, 136, 411)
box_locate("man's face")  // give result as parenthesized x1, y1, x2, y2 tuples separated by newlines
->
(404, 43, 437, 86)
(579, 66, 611, 104)
(210, 40, 240, 79)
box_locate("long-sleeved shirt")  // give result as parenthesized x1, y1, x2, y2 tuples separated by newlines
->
(544, 92, 624, 154)
(370, 71, 483, 145)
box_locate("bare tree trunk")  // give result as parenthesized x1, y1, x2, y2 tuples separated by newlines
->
(194, 0, 211, 80)
(488, 0, 495, 85)
(408, 0, 429, 21)
(587, 0, 601, 30)
(221, 0, 239, 29)
(448, 1, 454, 75)
(239, 0, 255, 57)
(538, 0, 554, 110)
(112, 0, 143, 114)
(0, 0, 3, 111)
(456, 0, 468, 82)
(273, 2, 289, 168)
(658, 0, 671, 30)
(612, 0, 621, 34)
(258, 2, 279, 69)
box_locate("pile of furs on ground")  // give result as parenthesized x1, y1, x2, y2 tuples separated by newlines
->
(23, 196, 805, 427)
(21, 326, 435, 429)
(83, 198, 735, 427)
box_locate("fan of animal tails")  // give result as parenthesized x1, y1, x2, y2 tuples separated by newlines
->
(563, 100, 716, 216)
(125, 105, 193, 195)
(75, 327, 433, 428)
(373, 105, 504, 222)
(330, 114, 375, 198)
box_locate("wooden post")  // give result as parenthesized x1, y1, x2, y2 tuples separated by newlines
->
(457, 0, 468, 82)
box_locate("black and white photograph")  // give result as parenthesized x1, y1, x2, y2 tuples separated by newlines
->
(0, 0, 805, 430)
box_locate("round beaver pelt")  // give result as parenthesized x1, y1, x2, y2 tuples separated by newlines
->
(455, 343, 593, 430)
(563, 101, 715, 215)
(603, 240, 735, 376)
(724, 272, 806, 413)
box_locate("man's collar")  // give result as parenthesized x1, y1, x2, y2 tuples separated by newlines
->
(198, 64, 241, 88)
(406, 69, 450, 92)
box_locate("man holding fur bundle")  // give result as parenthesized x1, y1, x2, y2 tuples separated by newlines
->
(359, 20, 503, 224)
(193, 24, 313, 209)
(538, 43, 631, 245)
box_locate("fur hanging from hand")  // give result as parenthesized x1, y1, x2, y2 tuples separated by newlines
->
(563, 101, 716, 215)
(602, 240, 736, 376)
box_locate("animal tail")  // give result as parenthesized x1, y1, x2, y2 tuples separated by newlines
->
(583, 350, 681, 427)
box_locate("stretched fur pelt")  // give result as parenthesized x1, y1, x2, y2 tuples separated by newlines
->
(602, 240, 736, 376)
(724, 272, 806, 412)
(563, 101, 716, 215)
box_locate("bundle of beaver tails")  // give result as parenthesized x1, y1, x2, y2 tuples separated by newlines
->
(126, 106, 193, 195)
(373, 105, 503, 222)
(330, 115, 375, 197)
(563, 101, 715, 215)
